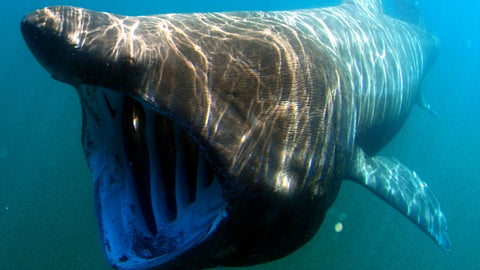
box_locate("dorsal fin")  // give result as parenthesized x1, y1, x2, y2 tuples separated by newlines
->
(343, 0, 384, 13)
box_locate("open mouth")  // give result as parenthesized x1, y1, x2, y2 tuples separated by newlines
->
(77, 85, 227, 269)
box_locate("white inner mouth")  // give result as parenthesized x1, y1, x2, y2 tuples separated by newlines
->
(77, 85, 226, 269)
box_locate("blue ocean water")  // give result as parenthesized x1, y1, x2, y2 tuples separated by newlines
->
(0, 0, 478, 269)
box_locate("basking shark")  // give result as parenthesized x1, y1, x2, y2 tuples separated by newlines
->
(21, 0, 450, 269)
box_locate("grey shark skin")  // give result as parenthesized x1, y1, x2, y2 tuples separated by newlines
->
(21, 0, 450, 269)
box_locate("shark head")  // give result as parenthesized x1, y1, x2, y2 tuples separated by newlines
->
(21, 6, 348, 269)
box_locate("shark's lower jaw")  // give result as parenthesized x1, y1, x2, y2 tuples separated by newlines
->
(77, 85, 227, 269)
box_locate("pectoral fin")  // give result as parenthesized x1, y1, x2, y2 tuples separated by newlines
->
(347, 147, 451, 251)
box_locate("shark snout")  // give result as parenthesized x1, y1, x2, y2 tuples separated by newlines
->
(21, 6, 72, 53)
(21, 6, 87, 85)
(21, 8, 59, 68)
(21, 6, 84, 40)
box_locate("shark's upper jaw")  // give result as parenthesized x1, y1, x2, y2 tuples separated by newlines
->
(79, 85, 227, 269)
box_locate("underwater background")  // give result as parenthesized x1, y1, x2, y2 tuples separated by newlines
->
(0, 0, 478, 269)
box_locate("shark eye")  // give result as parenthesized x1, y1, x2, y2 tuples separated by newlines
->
(115, 56, 138, 89)
(119, 56, 136, 74)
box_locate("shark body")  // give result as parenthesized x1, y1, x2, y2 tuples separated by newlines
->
(21, 0, 450, 269)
